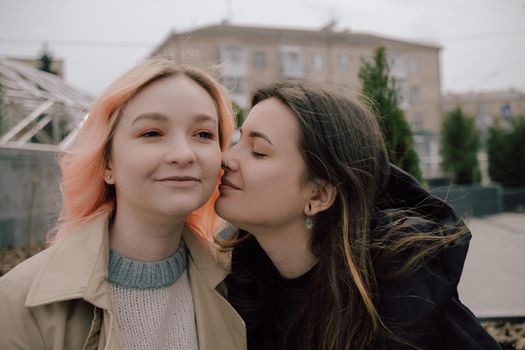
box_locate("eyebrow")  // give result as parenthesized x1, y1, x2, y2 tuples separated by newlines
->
(131, 113, 218, 126)
(241, 129, 273, 146)
(193, 114, 218, 125)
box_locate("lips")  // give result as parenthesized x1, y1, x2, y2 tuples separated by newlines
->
(155, 176, 200, 188)
(220, 177, 241, 190)
(157, 176, 200, 182)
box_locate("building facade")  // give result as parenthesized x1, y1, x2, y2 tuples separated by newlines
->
(444, 89, 525, 133)
(153, 23, 442, 131)
(152, 22, 443, 177)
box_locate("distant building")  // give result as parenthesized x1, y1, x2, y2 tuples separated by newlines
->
(152, 22, 442, 132)
(151, 22, 444, 178)
(443, 89, 525, 133)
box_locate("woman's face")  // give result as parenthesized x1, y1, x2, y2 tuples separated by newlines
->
(105, 74, 222, 221)
(216, 97, 311, 231)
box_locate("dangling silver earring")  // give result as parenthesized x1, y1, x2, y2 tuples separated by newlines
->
(305, 207, 313, 230)
(105, 175, 112, 182)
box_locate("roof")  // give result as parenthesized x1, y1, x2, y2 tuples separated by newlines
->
(444, 89, 525, 103)
(0, 58, 93, 150)
(152, 23, 440, 55)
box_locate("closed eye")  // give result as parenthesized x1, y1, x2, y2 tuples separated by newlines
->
(252, 151, 267, 158)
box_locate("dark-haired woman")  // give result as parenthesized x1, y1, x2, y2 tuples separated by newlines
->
(216, 81, 500, 350)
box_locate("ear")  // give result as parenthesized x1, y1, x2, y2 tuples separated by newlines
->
(305, 179, 337, 215)
(104, 163, 115, 185)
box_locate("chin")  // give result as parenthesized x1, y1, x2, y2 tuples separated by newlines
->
(216, 208, 250, 232)
(160, 202, 204, 218)
(215, 198, 234, 219)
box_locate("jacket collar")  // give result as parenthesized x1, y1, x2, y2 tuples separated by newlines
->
(182, 226, 230, 290)
(25, 212, 230, 308)
(25, 212, 111, 309)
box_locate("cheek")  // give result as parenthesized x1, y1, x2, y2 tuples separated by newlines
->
(112, 146, 152, 176)
(201, 146, 222, 179)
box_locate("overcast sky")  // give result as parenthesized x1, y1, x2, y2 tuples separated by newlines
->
(1, 0, 524, 96)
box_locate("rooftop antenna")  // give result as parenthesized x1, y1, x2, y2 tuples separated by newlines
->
(321, 6, 337, 32)
(223, 0, 233, 24)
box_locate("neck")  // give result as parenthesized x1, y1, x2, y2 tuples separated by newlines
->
(110, 205, 185, 261)
(250, 221, 317, 279)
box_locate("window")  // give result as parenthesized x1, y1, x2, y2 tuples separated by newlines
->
(338, 53, 349, 71)
(254, 52, 266, 69)
(410, 86, 422, 104)
(280, 46, 304, 78)
(500, 103, 512, 119)
(311, 53, 323, 71)
(411, 112, 423, 131)
(397, 78, 409, 109)
(388, 54, 406, 78)
(219, 45, 247, 76)
(220, 46, 243, 65)
(220, 77, 246, 95)
(409, 58, 420, 73)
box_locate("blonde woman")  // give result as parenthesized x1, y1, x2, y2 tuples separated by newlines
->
(0, 58, 245, 350)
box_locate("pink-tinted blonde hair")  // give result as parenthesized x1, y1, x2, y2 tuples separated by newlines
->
(50, 58, 234, 243)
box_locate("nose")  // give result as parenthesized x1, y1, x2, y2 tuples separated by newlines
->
(221, 147, 239, 172)
(165, 137, 196, 166)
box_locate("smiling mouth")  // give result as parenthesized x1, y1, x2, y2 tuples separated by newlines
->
(157, 176, 200, 182)
(156, 176, 200, 187)
(220, 178, 241, 190)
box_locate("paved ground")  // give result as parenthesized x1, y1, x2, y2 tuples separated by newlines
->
(458, 212, 525, 318)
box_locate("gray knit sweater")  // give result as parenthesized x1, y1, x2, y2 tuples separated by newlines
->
(108, 240, 198, 350)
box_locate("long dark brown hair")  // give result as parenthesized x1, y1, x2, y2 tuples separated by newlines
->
(220, 81, 466, 350)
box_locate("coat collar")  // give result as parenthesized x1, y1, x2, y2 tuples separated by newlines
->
(25, 212, 230, 308)
(25, 213, 111, 309)
(182, 225, 230, 290)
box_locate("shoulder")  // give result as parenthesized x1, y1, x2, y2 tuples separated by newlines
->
(0, 248, 57, 348)
(184, 228, 231, 292)
(0, 246, 55, 300)
(187, 233, 230, 269)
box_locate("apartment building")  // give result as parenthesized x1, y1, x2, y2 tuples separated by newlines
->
(152, 22, 442, 131)
(152, 22, 443, 177)
(444, 88, 525, 133)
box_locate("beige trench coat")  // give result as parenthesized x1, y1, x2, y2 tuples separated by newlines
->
(0, 213, 246, 349)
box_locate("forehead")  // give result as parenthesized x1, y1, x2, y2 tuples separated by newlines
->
(244, 98, 300, 143)
(121, 74, 218, 123)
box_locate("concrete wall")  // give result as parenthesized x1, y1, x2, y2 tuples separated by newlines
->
(0, 147, 61, 247)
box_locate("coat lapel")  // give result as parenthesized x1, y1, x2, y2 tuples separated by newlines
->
(183, 229, 246, 350)
(25, 213, 111, 309)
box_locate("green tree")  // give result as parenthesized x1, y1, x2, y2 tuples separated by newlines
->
(358, 47, 422, 181)
(441, 107, 481, 185)
(232, 101, 245, 127)
(38, 46, 57, 75)
(487, 116, 525, 187)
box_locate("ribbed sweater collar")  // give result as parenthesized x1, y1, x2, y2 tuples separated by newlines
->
(108, 239, 187, 290)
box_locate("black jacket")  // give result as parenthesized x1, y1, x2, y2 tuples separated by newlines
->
(227, 165, 501, 350)
(373, 165, 501, 349)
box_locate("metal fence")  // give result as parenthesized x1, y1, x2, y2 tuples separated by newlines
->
(431, 184, 525, 218)
(0, 147, 60, 248)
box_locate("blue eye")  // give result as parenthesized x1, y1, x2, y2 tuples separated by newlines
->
(140, 130, 162, 137)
